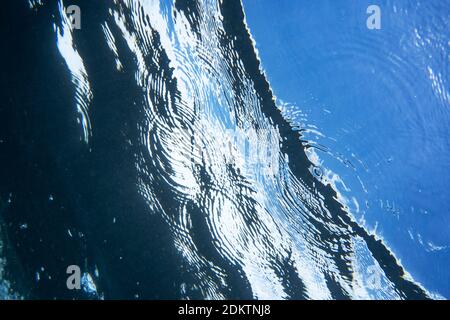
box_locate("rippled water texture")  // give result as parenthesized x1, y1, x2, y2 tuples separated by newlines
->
(243, 0, 450, 298)
(0, 0, 445, 299)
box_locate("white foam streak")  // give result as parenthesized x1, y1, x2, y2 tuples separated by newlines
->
(55, 0, 93, 143)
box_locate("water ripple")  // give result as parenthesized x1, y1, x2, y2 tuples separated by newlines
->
(15, 0, 437, 299)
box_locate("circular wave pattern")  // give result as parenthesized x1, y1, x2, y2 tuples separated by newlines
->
(0, 0, 440, 299)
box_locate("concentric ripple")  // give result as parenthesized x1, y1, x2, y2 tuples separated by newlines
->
(94, 0, 431, 299)
(1, 0, 439, 299)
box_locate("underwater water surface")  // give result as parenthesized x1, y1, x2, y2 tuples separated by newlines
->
(0, 0, 448, 300)
(243, 0, 450, 297)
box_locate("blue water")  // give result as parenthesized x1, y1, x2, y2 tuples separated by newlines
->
(0, 0, 448, 300)
(243, 0, 450, 297)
